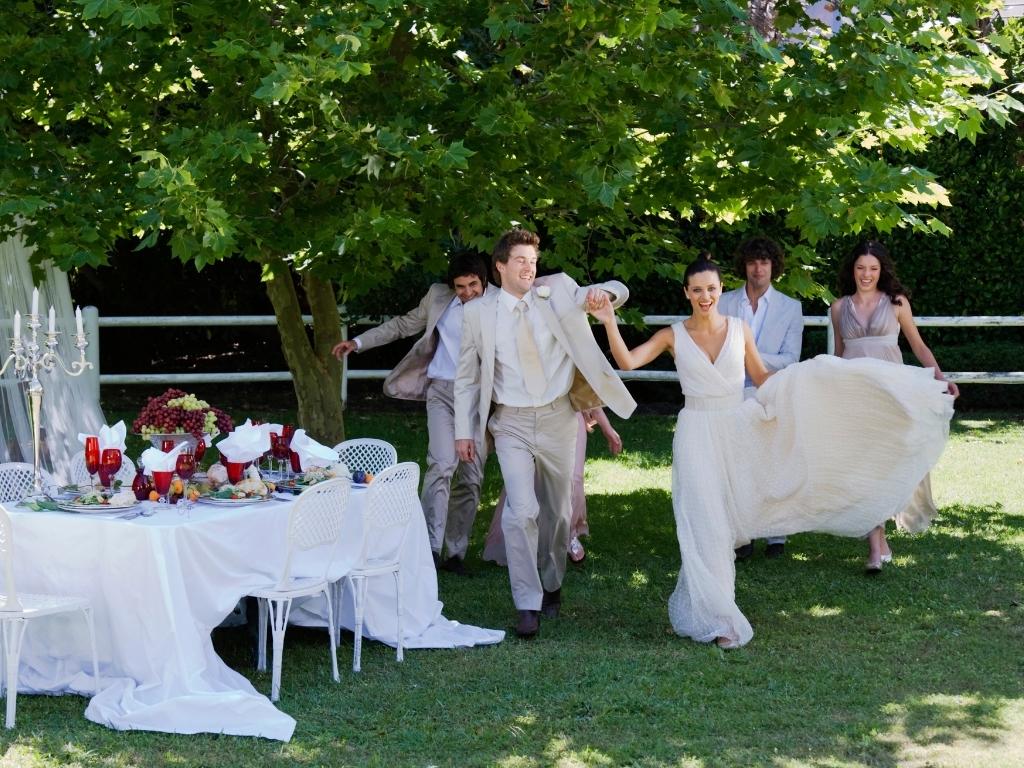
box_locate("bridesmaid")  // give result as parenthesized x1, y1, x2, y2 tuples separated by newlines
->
(830, 240, 959, 573)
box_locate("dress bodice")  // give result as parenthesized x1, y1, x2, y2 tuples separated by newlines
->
(837, 295, 902, 363)
(672, 317, 745, 406)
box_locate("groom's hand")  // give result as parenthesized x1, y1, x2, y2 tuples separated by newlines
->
(456, 439, 475, 463)
(332, 340, 357, 360)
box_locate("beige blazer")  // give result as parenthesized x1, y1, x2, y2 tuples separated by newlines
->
(454, 273, 637, 444)
(355, 283, 497, 401)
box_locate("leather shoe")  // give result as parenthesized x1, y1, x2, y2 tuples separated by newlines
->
(734, 543, 754, 561)
(765, 542, 785, 559)
(515, 610, 540, 638)
(541, 588, 561, 619)
(440, 555, 467, 576)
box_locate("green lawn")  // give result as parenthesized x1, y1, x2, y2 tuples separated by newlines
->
(3, 410, 1022, 767)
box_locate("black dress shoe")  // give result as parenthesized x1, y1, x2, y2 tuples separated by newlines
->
(515, 610, 540, 638)
(734, 543, 754, 561)
(431, 551, 442, 569)
(440, 555, 468, 576)
(764, 542, 785, 559)
(541, 588, 561, 618)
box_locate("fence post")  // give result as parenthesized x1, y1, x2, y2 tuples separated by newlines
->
(825, 311, 835, 355)
(82, 306, 101, 403)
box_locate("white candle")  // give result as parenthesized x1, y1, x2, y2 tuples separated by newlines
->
(75, 306, 84, 337)
(31, 287, 38, 318)
(13, 310, 20, 338)
(48, 306, 56, 334)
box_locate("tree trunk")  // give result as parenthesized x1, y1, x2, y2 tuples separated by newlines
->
(261, 258, 346, 445)
(748, 0, 778, 41)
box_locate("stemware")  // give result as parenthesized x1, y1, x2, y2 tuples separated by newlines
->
(289, 449, 302, 476)
(161, 439, 176, 453)
(275, 425, 294, 476)
(99, 448, 122, 491)
(152, 470, 173, 504)
(224, 460, 245, 484)
(193, 437, 206, 466)
(176, 451, 196, 513)
(84, 436, 100, 488)
(267, 432, 280, 476)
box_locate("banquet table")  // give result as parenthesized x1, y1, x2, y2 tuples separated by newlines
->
(8, 489, 503, 741)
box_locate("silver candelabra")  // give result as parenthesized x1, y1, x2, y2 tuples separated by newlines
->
(1, 289, 92, 497)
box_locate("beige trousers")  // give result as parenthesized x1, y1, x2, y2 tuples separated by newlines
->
(422, 379, 485, 558)
(489, 396, 577, 610)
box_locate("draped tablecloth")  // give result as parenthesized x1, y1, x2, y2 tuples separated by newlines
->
(9, 490, 503, 741)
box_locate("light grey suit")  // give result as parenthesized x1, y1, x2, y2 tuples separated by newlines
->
(354, 283, 496, 558)
(454, 273, 636, 609)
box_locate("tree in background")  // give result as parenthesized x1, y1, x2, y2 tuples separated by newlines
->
(1, 1, 1017, 438)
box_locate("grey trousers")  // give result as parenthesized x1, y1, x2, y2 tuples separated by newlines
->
(489, 396, 577, 610)
(422, 379, 485, 559)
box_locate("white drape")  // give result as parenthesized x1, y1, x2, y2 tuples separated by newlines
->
(0, 234, 104, 482)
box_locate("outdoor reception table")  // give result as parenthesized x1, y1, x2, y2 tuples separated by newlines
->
(8, 489, 503, 741)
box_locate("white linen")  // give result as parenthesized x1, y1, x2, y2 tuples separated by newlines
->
(216, 421, 270, 463)
(139, 442, 188, 472)
(289, 429, 339, 469)
(77, 421, 127, 453)
(9, 489, 503, 740)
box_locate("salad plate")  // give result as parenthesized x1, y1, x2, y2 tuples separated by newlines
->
(57, 500, 140, 514)
(197, 495, 273, 506)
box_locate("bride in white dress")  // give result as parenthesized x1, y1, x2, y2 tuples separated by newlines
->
(588, 257, 954, 649)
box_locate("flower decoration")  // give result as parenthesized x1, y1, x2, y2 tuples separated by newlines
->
(133, 388, 234, 440)
(535, 285, 551, 299)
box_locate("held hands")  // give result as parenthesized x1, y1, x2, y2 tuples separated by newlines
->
(944, 380, 960, 398)
(585, 289, 614, 324)
(331, 340, 357, 360)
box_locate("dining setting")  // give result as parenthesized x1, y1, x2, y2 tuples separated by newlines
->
(0, 386, 504, 742)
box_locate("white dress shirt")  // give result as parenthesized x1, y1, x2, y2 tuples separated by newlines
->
(425, 295, 463, 382)
(492, 289, 574, 407)
(739, 284, 775, 346)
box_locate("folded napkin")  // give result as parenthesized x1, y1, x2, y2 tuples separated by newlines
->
(290, 429, 340, 469)
(78, 421, 127, 452)
(216, 421, 270, 463)
(257, 422, 284, 440)
(140, 443, 188, 473)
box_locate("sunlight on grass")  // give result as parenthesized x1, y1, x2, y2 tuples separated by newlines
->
(806, 605, 843, 618)
(629, 570, 650, 588)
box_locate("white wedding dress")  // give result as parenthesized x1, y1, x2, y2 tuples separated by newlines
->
(666, 317, 954, 647)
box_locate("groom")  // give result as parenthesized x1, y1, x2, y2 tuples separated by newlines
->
(454, 228, 636, 638)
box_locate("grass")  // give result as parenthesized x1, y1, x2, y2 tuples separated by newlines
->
(2, 409, 1022, 767)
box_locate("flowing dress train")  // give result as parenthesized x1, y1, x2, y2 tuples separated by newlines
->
(667, 318, 953, 647)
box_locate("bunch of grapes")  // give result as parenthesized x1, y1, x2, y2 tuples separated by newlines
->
(133, 388, 234, 439)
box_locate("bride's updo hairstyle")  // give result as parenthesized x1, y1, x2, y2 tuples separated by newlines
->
(683, 252, 723, 287)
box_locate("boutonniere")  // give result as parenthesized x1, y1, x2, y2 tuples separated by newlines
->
(535, 285, 551, 299)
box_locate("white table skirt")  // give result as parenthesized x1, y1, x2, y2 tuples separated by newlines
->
(9, 490, 503, 741)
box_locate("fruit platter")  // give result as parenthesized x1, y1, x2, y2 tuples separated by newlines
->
(195, 463, 275, 505)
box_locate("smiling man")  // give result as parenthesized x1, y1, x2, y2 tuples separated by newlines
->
(454, 228, 636, 638)
(333, 252, 493, 573)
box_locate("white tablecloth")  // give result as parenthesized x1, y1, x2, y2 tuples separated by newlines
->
(9, 490, 503, 741)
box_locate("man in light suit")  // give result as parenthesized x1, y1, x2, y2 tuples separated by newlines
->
(718, 236, 804, 560)
(332, 252, 493, 574)
(454, 228, 636, 638)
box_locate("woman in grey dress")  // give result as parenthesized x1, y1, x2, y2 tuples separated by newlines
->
(830, 240, 960, 573)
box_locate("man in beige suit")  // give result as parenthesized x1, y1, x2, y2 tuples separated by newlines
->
(333, 253, 493, 573)
(455, 229, 636, 638)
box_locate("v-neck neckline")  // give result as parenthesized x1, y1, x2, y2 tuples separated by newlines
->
(849, 294, 884, 330)
(682, 318, 730, 367)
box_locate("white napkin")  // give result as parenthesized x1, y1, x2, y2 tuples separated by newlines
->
(257, 422, 284, 441)
(216, 421, 270, 463)
(140, 442, 188, 472)
(289, 429, 339, 469)
(77, 421, 127, 452)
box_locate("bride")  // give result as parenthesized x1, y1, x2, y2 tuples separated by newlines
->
(588, 256, 954, 649)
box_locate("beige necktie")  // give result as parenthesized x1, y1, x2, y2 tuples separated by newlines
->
(514, 301, 546, 398)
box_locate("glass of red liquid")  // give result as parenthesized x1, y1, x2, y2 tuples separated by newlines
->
(289, 449, 302, 475)
(224, 460, 245, 484)
(274, 426, 293, 476)
(84, 436, 100, 487)
(99, 448, 122, 490)
(161, 439, 176, 453)
(176, 451, 196, 512)
(267, 433, 280, 474)
(152, 470, 173, 504)
(193, 438, 206, 465)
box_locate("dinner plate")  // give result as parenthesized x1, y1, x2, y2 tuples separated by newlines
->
(197, 495, 273, 506)
(57, 501, 140, 514)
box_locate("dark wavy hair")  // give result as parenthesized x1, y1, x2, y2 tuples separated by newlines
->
(683, 253, 722, 287)
(838, 240, 908, 306)
(734, 237, 785, 280)
(446, 251, 489, 288)
(491, 228, 540, 286)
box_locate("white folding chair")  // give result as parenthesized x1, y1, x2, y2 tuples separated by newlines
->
(342, 461, 419, 672)
(247, 477, 349, 702)
(332, 438, 398, 476)
(68, 452, 137, 488)
(0, 503, 100, 728)
(0, 463, 53, 503)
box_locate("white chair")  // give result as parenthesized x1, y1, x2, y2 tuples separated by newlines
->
(68, 452, 137, 488)
(332, 439, 398, 476)
(342, 461, 419, 672)
(247, 476, 349, 702)
(0, 463, 53, 503)
(0, 503, 100, 728)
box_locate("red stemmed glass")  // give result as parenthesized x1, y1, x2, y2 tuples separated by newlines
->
(193, 438, 206, 466)
(289, 449, 302, 475)
(99, 448, 122, 491)
(84, 436, 100, 487)
(274, 426, 293, 475)
(224, 460, 245, 484)
(176, 452, 196, 512)
(161, 439, 176, 453)
(267, 432, 280, 474)
(152, 470, 173, 503)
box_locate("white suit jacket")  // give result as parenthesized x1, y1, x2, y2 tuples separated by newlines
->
(355, 282, 498, 401)
(718, 285, 804, 372)
(454, 273, 637, 444)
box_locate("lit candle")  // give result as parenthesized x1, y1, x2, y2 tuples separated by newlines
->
(48, 306, 56, 335)
(31, 287, 39, 318)
(75, 306, 84, 337)
(13, 310, 20, 338)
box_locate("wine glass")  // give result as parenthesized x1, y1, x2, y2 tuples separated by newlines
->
(99, 448, 122, 492)
(267, 433, 280, 476)
(289, 449, 302, 477)
(274, 426, 293, 476)
(152, 470, 173, 504)
(161, 439, 176, 453)
(193, 437, 206, 466)
(176, 451, 196, 515)
(84, 436, 100, 488)
(224, 460, 245, 484)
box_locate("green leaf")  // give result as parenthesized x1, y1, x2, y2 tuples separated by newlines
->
(120, 3, 160, 28)
(78, 0, 122, 20)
